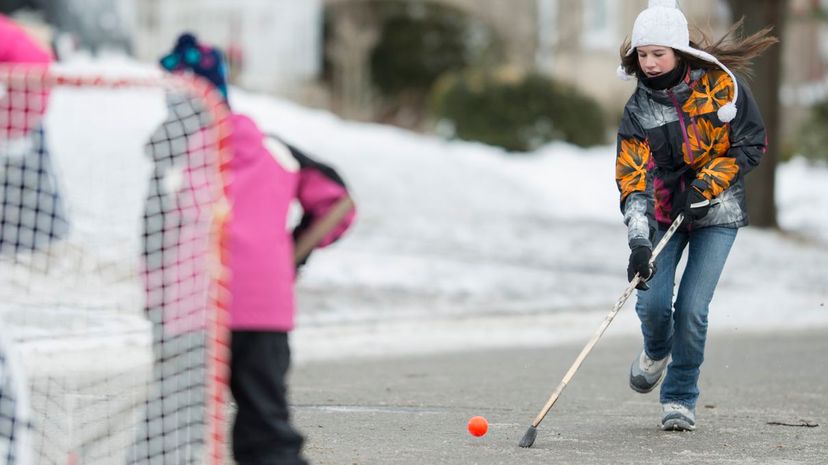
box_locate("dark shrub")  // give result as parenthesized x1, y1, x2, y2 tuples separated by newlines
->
(796, 100, 828, 163)
(324, 1, 500, 127)
(430, 69, 607, 151)
(369, 2, 500, 100)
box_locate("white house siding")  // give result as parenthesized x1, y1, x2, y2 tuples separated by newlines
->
(133, 0, 322, 94)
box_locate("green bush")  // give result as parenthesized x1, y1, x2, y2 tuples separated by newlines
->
(797, 100, 828, 163)
(370, 2, 499, 98)
(429, 69, 607, 151)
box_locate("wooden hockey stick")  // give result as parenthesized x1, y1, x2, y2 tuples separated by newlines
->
(518, 213, 685, 448)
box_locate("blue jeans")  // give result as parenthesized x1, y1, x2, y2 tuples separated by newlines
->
(635, 226, 737, 409)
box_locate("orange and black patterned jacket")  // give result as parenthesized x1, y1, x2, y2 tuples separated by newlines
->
(615, 67, 767, 250)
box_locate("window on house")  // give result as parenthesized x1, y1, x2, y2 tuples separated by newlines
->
(582, 0, 617, 50)
(141, 0, 158, 30)
(536, 0, 559, 71)
(820, 0, 828, 62)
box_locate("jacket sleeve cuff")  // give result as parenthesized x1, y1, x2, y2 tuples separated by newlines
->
(690, 179, 712, 200)
(629, 237, 652, 250)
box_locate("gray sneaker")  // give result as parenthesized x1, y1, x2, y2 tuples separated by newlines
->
(629, 349, 669, 393)
(661, 402, 696, 431)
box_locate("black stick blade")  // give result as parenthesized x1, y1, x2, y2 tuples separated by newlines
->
(518, 425, 537, 448)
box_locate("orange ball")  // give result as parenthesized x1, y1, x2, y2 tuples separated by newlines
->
(467, 416, 488, 437)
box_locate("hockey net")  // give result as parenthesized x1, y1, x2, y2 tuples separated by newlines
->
(0, 66, 231, 465)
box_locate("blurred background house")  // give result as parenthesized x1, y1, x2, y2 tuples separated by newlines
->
(1, 0, 827, 222)
(783, 0, 828, 128)
(313, 1, 820, 164)
(132, 0, 323, 96)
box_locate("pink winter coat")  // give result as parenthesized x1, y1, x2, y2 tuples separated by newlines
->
(0, 15, 51, 64)
(227, 114, 355, 331)
(0, 15, 52, 138)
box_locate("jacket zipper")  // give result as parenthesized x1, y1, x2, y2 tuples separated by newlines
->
(667, 89, 694, 230)
(667, 89, 694, 165)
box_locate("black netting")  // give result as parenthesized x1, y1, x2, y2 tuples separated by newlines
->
(0, 72, 227, 465)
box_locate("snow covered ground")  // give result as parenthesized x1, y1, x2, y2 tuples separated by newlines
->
(2, 64, 827, 367)
(225, 91, 828, 364)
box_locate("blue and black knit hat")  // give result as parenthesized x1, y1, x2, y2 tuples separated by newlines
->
(160, 32, 229, 102)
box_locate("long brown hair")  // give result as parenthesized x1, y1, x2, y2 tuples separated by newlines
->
(619, 19, 779, 79)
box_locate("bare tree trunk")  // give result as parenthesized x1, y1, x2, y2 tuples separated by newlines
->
(727, 0, 787, 228)
(327, 4, 379, 121)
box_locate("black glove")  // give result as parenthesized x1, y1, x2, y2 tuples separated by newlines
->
(627, 246, 655, 290)
(671, 188, 711, 222)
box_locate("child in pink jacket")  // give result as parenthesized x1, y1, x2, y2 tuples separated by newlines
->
(153, 33, 356, 465)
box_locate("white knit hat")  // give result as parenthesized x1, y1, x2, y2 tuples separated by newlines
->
(617, 0, 738, 122)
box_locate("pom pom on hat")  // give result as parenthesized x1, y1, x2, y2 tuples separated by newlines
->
(160, 32, 229, 102)
(173, 32, 198, 52)
(717, 102, 737, 123)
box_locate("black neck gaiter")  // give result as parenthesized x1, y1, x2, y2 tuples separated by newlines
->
(639, 61, 688, 91)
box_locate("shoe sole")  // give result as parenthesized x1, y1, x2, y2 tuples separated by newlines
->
(661, 418, 696, 431)
(629, 366, 667, 394)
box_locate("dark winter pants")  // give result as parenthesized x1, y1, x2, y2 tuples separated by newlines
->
(231, 331, 308, 465)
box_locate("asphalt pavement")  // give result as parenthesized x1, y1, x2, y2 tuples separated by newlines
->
(290, 329, 827, 465)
